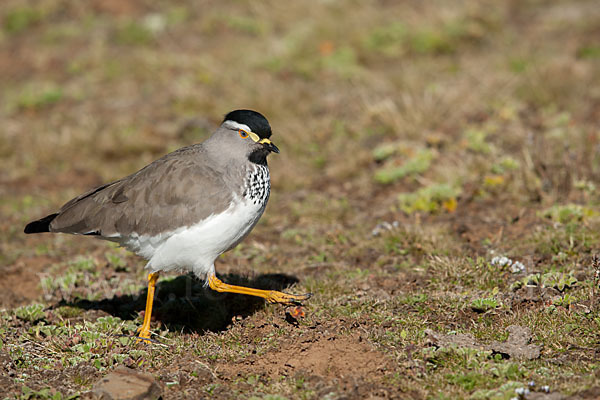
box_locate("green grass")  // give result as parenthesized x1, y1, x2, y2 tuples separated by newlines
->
(374, 148, 435, 184)
(3, 6, 42, 34)
(1, 0, 600, 398)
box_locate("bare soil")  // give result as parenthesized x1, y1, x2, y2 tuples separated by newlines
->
(2, 0, 600, 398)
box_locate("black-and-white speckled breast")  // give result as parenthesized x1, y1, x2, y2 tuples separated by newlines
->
(243, 165, 271, 206)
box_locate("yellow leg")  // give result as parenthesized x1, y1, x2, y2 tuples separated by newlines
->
(137, 272, 159, 340)
(208, 274, 312, 305)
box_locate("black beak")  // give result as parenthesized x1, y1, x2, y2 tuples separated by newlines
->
(263, 141, 280, 154)
(268, 142, 280, 154)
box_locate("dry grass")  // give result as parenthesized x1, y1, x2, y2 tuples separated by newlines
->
(1, 0, 600, 398)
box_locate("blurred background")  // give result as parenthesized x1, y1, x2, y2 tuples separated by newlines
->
(1, 0, 600, 398)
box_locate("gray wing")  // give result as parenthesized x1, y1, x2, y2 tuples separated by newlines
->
(49, 146, 234, 238)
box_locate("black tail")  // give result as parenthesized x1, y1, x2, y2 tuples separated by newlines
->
(24, 213, 59, 234)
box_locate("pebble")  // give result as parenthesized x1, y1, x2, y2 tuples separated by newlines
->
(92, 366, 161, 400)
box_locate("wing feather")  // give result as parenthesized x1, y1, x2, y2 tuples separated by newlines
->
(49, 146, 234, 237)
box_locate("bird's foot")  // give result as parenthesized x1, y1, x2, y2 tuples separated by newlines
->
(265, 290, 312, 305)
(208, 274, 312, 305)
(136, 327, 152, 343)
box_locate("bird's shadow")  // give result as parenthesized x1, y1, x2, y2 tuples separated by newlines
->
(57, 273, 300, 334)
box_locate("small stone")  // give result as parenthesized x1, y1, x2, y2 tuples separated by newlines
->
(92, 366, 161, 400)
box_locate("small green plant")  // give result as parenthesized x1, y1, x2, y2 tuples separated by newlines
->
(374, 149, 434, 184)
(20, 386, 78, 400)
(471, 297, 501, 313)
(510, 273, 540, 291)
(3, 7, 41, 34)
(398, 293, 428, 305)
(15, 304, 46, 323)
(409, 28, 455, 55)
(29, 323, 68, 338)
(106, 252, 126, 269)
(94, 316, 124, 333)
(541, 204, 597, 224)
(491, 157, 520, 174)
(510, 272, 577, 292)
(398, 183, 461, 214)
(115, 21, 153, 45)
(321, 46, 360, 78)
(542, 272, 578, 292)
(577, 45, 600, 59)
(70, 257, 96, 272)
(574, 180, 596, 194)
(470, 381, 525, 400)
(509, 57, 530, 73)
(364, 22, 407, 56)
(465, 129, 492, 154)
(372, 142, 401, 162)
(17, 87, 63, 110)
(223, 15, 266, 36)
(54, 306, 83, 319)
(554, 294, 575, 307)
(41, 257, 101, 297)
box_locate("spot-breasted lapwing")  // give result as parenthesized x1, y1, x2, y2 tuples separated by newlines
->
(25, 110, 311, 340)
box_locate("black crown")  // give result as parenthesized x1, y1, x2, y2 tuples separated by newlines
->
(223, 109, 272, 139)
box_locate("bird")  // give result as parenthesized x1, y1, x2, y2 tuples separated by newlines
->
(24, 109, 311, 340)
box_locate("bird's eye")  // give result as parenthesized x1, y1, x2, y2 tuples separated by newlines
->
(238, 129, 249, 139)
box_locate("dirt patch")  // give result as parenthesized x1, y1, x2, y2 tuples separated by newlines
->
(508, 286, 561, 309)
(368, 271, 428, 297)
(245, 333, 385, 379)
(221, 319, 393, 395)
(2, 168, 103, 196)
(2, 0, 599, 397)
(447, 202, 541, 255)
(568, 387, 600, 400)
(529, 392, 565, 400)
(0, 256, 51, 308)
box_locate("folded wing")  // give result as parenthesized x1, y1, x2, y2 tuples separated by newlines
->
(25, 146, 234, 238)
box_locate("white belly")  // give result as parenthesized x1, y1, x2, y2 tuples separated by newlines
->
(120, 198, 266, 278)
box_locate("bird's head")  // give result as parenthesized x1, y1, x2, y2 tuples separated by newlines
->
(217, 109, 279, 165)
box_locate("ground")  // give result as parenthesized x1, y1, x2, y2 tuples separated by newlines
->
(1, 0, 600, 399)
